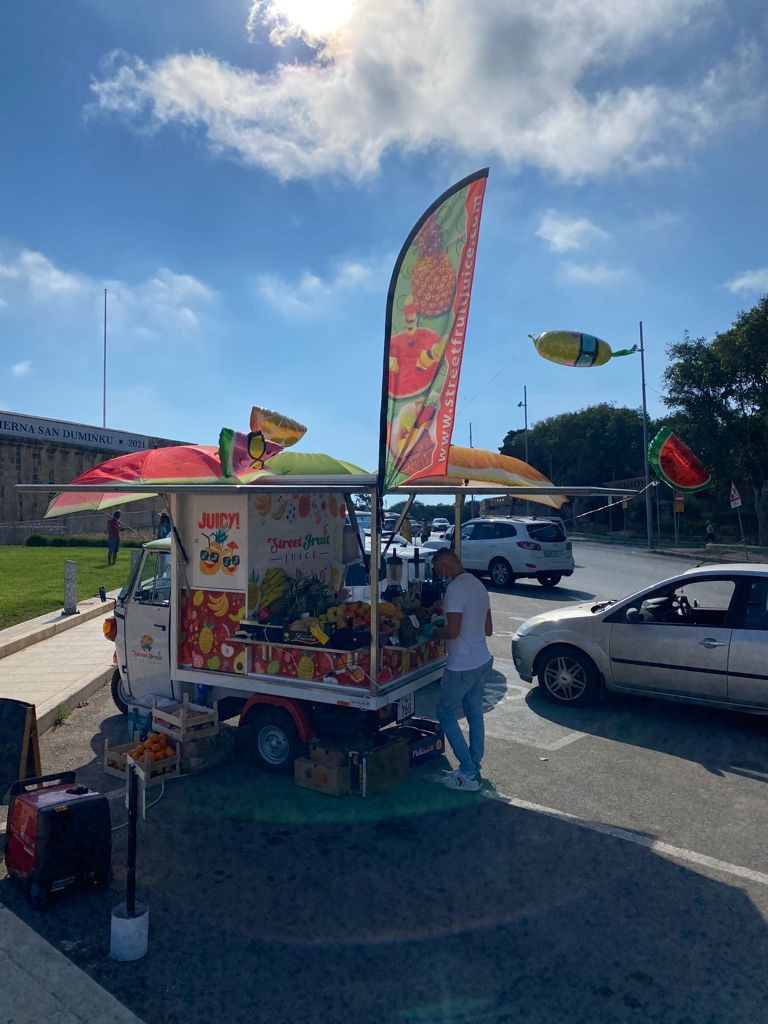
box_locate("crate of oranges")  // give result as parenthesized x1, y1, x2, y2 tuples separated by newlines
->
(103, 732, 180, 786)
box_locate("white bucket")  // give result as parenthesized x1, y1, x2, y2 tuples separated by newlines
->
(110, 902, 149, 961)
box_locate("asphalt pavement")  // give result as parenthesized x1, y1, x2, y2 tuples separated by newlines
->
(4, 541, 768, 1023)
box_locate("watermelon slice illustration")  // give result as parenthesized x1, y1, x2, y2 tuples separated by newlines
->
(648, 427, 711, 492)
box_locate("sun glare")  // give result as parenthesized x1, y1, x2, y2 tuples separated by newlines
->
(269, 0, 355, 38)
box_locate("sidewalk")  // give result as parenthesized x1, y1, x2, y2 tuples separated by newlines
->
(1, 600, 146, 1024)
(0, 597, 117, 734)
(0, 905, 145, 1024)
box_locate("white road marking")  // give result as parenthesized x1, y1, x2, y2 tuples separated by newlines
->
(488, 791, 768, 888)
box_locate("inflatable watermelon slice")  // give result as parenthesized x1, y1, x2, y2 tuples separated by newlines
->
(648, 427, 711, 492)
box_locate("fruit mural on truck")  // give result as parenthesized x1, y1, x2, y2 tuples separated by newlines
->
(179, 589, 246, 673)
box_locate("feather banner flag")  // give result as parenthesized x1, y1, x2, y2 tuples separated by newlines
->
(379, 169, 489, 492)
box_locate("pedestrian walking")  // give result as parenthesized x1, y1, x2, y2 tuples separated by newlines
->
(106, 510, 125, 565)
(419, 518, 431, 544)
(705, 522, 716, 544)
(431, 547, 493, 792)
(157, 511, 172, 539)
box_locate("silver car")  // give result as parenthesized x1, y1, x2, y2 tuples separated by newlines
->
(512, 564, 768, 711)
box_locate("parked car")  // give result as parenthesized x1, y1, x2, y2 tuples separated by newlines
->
(424, 517, 573, 587)
(431, 518, 451, 535)
(512, 564, 768, 712)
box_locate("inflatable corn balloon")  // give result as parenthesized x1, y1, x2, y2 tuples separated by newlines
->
(530, 331, 637, 368)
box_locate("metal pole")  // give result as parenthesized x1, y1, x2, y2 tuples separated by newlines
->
(639, 322, 653, 549)
(656, 483, 662, 548)
(469, 422, 474, 518)
(103, 288, 107, 428)
(518, 386, 529, 516)
(737, 506, 748, 561)
(126, 763, 138, 917)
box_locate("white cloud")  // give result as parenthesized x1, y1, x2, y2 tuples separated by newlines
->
(88, 1, 764, 183)
(561, 262, 628, 285)
(11, 360, 31, 377)
(725, 268, 768, 294)
(0, 246, 217, 339)
(254, 254, 387, 317)
(537, 211, 609, 252)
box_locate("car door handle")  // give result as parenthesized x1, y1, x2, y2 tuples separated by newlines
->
(699, 638, 726, 648)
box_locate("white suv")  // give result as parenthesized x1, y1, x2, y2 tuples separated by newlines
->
(431, 518, 451, 535)
(428, 517, 574, 588)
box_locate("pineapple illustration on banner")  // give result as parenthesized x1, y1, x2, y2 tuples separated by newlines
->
(379, 169, 489, 492)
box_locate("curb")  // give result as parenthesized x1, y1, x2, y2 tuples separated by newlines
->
(0, 597, 116, 661)
(37, 665, 115, 735)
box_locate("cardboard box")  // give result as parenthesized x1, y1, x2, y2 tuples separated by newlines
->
(383, 719, 445, 765)
(294, 757, 351, 796)
(351, 736, 410, 797)
(308, 739, 351, 768)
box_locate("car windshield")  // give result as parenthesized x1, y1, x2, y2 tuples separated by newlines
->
(526, 521, 566, 543)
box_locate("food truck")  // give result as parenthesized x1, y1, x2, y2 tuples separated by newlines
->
(102, 477, 446, 773)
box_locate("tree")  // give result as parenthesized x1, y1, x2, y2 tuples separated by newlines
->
(663, 296, 768, 544)
(500, 404, 648, 487)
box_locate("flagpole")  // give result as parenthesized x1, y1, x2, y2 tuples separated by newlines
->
(102, 288, 107, 428)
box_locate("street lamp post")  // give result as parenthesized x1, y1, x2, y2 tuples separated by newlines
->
(639, 322, 653, 550)
(517, 385, 529, 464)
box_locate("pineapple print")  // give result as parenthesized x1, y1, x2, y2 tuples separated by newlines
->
(199, 620, 215, 655)
(297, 655, 315, 680)
(411, 215, 456, 317)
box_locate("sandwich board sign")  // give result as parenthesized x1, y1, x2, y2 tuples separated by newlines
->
(730, 482, 742, 509)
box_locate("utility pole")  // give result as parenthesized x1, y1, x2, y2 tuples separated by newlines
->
(639, 322, 653, 549)
(517, 386, 529, 515)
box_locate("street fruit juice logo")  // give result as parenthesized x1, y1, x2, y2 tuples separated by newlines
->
(131, 633, 163, 663)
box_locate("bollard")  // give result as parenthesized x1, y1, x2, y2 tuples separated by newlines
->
(63, 560, 78, 616)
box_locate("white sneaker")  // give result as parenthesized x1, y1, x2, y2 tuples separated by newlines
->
(440, 771, 481, 792)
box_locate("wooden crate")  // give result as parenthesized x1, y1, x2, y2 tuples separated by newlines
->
(151, 695, 219, 743)
(103, 736, 180, 787)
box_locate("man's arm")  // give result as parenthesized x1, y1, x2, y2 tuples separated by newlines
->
(436, 612, 462, 640)
(485, 607, 493, 637)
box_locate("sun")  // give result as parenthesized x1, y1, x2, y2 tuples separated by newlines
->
(267, 0, 355, 39)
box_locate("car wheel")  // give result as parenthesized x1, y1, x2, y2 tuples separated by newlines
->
(110, 669, 130, 715)
(537, 574, 562, 587)
(489, 558, 515, 588)
(537, 646, 601, 707)
(246, 708, 305, 774)
(28, 880, 49, 910)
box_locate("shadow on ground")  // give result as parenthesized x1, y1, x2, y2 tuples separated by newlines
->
(2, 696, 768, 1024)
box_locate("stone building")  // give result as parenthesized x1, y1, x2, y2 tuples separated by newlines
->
(0, 410, 187, 536)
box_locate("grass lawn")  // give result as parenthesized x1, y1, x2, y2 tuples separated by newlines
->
(0, 546, 138, 629)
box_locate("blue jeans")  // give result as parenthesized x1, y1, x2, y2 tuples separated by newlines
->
(437, 658, 493, 777)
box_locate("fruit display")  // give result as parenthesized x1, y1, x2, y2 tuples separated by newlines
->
(128, 732, 175, 767)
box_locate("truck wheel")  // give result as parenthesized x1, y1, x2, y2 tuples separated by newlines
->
(110, 669, 130, 715)
(248, 709, 305, 774)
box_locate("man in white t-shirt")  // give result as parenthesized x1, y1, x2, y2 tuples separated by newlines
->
(432, 548, 493, 792)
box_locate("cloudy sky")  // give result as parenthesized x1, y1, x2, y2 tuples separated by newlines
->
(2, 0, 766, 477)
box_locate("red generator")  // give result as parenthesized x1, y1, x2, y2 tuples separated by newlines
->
(5, 772, 112, 909)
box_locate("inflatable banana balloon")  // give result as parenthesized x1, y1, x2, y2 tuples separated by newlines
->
(530, 331, 637, 368)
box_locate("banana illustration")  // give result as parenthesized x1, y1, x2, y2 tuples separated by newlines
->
(272, 500, 287, 520)
(255, 495, 272, 517)
(208, 593, 230, 617)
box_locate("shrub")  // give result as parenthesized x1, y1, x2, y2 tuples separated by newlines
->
(25, 534, 49, 546)
(67, 536, 104, 548)
(50, 537, 69, 547)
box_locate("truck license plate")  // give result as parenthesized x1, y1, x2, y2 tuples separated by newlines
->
(397, 692, 414, 721)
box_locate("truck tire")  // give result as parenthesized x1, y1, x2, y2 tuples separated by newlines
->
(247, 708, 305, 774)
(110, 669, 130, 715)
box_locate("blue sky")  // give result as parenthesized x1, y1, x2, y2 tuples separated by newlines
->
(2, 0, 767, 483)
